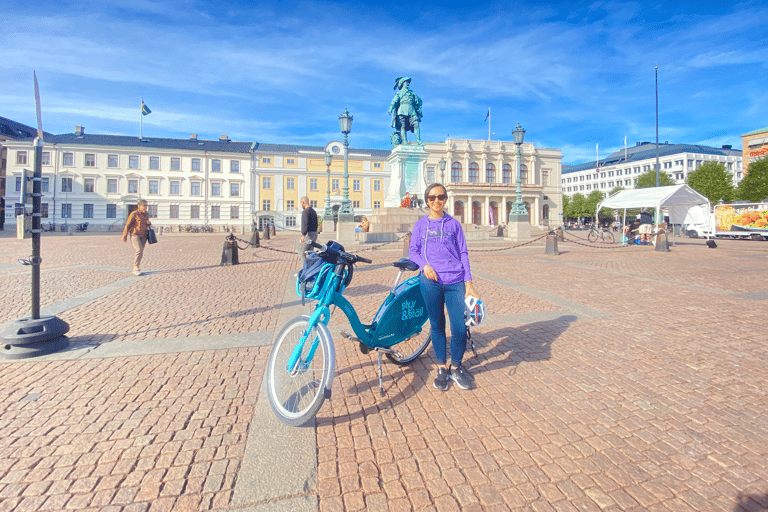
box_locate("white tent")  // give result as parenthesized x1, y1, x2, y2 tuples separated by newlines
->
(596, 184, 711, 232)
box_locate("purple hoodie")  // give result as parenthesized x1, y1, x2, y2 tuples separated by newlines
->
(409, 213, 472, 285)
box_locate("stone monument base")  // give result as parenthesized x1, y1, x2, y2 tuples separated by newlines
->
(507, 214, 531, 241)
(384, 144, 428, 207)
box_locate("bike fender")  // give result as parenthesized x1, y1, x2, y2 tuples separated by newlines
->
(316, 321, 335, 392)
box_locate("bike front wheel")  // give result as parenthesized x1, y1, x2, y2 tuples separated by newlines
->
(587, 230, 599, 243)
(266, 316, 334, 427)
(386, 329, 431, 366)
(602, 231, 615, 244)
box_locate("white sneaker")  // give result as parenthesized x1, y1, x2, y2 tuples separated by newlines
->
(132, 269, 142, 276)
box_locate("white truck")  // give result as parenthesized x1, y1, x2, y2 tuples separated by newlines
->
(684, 202, 768, 241)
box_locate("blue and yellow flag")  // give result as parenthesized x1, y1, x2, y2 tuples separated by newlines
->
(141, 101, 152, 116)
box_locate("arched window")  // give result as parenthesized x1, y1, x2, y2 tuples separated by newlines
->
(520, 164, 528, 184)
(454, 200, 465, 222)
(451, 162, 462, 182)
(472, 201, 482, 225)
(543, 204, 550, 220)
(485, 163, 495, 183)
(468, 163, 479, 183)
(502, 164, 512, 184)
(489, 201, 499, 225)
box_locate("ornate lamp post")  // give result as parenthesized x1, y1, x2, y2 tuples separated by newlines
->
(323, 150, 334, 231)
(338, 108, 353, 222)
(508, 124, 528, 220)
(439, 157, 446, 183)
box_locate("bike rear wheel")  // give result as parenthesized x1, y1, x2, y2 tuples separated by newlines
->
(587, 230, 599, 243)
(602, 231, 615, 244)
(266, 316, 334, 426)
(386, 329, 431, 366)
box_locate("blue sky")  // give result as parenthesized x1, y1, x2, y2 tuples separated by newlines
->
(2, 0, 766, 164)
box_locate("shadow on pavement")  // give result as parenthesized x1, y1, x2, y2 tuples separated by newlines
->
(733, 492, 768, 511)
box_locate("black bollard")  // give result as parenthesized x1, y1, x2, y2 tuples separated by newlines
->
(220, 234, 239, 265)
(654, 231, 671, 252)
(271, 224, 276, 236)
(250, 229, 260, 247)
(402, 233, 411, 258)
(262, 225, 270, 240)
(555, 226, 564, 242)
(545, 230, 559, 255)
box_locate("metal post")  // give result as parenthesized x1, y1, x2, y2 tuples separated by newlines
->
(508, 125, 527, 218)
(655, 64, 660, 187)
(338, 109, 353, 222)
(323, 151, 334, 229)
(31, 140, 42, 319)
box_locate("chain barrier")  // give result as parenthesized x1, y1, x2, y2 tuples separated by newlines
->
(562, 235, 631, 249)
(467, 233, 549, 252)
(229, 232, 411, 259)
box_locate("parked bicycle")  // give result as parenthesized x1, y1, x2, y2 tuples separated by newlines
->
(75, 222, 89, 232)
(266, 240, 433, 426)
(587, 224, 615, 243)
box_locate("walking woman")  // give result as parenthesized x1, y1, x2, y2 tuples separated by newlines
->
(409, 183, 480, 390)
(122, 199, 151, 275)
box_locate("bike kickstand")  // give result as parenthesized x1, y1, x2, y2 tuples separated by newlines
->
(467, 327, 476, 358)
(377, 352, 385, 397)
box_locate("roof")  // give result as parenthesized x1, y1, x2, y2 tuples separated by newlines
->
(0, 116, 52, 140)
(563, 143, 742, 174)
(742, 127, 768, 137)
(597, 185, 710, 210)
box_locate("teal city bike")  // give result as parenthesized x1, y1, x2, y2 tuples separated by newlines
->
(266, 240, 432, 426)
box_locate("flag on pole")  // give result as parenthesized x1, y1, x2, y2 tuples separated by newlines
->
(484, 109, 490, 122)
(141, 101, 152, 116)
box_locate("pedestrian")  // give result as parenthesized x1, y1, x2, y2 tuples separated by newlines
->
(409, 182, 480, 391)
(299, 196, 318, 264)
(400, 192, 412, 208)
(637, 209, 654, 244)
(122, 199, 151, 275)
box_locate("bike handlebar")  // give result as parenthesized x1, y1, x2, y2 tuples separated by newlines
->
(310, 241, 372, 264)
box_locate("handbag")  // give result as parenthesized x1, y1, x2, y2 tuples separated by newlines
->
(146, 226, 158, 244)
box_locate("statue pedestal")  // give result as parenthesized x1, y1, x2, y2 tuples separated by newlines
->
(508, 213, 530, 241)
(336, 221, 358, 248)
(384, 144, 428, 207)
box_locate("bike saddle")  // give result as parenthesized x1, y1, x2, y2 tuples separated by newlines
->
(392, 258, 419, 272)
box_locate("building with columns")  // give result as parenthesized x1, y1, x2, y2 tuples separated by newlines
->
(422, 139, 563, 227)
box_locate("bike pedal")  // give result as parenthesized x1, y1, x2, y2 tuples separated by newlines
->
(359, 342, 370, 355)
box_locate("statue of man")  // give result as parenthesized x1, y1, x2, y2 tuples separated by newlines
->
(388, 77, 423, 146)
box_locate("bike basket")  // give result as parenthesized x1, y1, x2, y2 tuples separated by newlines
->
(296, 254, 335, 303)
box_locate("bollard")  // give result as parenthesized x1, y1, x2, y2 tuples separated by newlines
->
(555, 226, 564, 242)
(220, 234, 239, 265)
(402, 233, 411, 258)
(262, 225, 270, 240)
(545, 230, 559, 255)
(250, 229, 260, 247)
(655, 231, 670, 252)
(271, 224, 276, 236)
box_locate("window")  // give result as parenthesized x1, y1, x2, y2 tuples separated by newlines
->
(261, 157, 271, 164)
(16, 151, 27, 165)
(664, 161, 672, 169)
(63, 152, 73, 166)
(374, 180, 381, 191)
(502, 164, 512, 184)
(310, 200, 317, 208)
(625, 179, 631, 185)
(616, 170, 622, 176)
(286, 158, 295, 165)
(83, 204, 94, 218)
(696, 160, 702, 167)
(353, 179, 360, 192)
(85, 154, 96, 167)
(519, 165, 528, 183)
(129, 155, 139, 169)
(192, 158, 200, 171)
(107, 204, 116, 218)
(485, 163, 495, 183)
(286, 216, 297, 227)
(643, 165, 650, 172)
(61, 177, 73, 192)
(149, 180, 159, 194)
(374, 201, 381, 209)
(262, 199, 271, 211)
(212, 159, 221, 172)
(634, 167, 640, 173)
(451, 162, 462, 182)
(230, 206, 239, 219)
(61, 203, 72, 218)
(148, 205, 158, 218)
(286, 200, 295, 210)
(230, 182, 240, 196)
(42, 152, 51, 165)
(171, 158, 180, 171)
(688, 160, 694, 167)
(353, 200, 360, 208)
(128, 179, 138, 194)
(15, 176, 21, 192)
(209, 205, 218, 218)
(170, 180, 180, 195)
(84, 178, 95, 193)
(41, 177, 49, 192)
(191, 205, 200, 219)
(607, 171, 612, 177)
(231, 160, 240, 173)
(332, 179, 339, 191)
(108, 154, 119, 167)
(211, 182, 221, 196)
(191, 181, 201, 196)
(542, 170, 549, 185)
(310, 178, 318, 191)
(262, 177, 271, 189)
(374, 162, 382, 168)
(150, 156, 160, 170)
(170, 205, 179, 218)
(468, 163, 479, 182)
(286, 177, 295, 190)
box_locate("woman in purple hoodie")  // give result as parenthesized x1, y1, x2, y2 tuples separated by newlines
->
(409, 183, 480, 390)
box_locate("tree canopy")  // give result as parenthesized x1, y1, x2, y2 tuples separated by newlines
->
(736, 157, 768, 202)
(686, 162, 735, 204)
(635, 170, 676, 188)
(564, 193, 589, 220)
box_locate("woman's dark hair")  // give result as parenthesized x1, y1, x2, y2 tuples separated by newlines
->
(423, 183, 446, 203)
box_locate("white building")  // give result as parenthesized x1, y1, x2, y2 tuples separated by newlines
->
(562, 142, 743, 198)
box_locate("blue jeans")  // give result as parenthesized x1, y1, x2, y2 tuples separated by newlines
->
(419, 274, 466, 366)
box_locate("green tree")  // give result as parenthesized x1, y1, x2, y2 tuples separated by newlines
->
(736, 157, 768, 202)
(686, 161, 735, 204)
(565, 193, 589, 221)
(635, 170, 676, 188)
(586, 190, 605, 221)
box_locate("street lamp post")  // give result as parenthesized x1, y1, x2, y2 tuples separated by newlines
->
(338, 108, 353, 222)
(508, 124, 528, 219)
(439, 157, 446, 183)
(323, 150, 334, 231)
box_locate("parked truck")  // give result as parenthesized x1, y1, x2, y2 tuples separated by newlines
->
(684, 202, 768, 241)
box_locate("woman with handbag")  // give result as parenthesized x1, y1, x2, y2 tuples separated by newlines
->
(122, 199, 152, 275)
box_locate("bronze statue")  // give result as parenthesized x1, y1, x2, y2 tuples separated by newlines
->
(388, 77, 423, 146)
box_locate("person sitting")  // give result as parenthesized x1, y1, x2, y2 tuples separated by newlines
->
(623, 220, 641, 244)
(400, 192, 412, 208)
(355, 216, 370, 233)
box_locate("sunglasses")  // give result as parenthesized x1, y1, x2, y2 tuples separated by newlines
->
(427, 194, 447, 202)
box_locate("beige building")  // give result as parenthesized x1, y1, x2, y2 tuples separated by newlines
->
(742, 127, 768, 175)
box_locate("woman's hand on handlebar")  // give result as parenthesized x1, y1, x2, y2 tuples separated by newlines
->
(423, 264, 438, 281)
